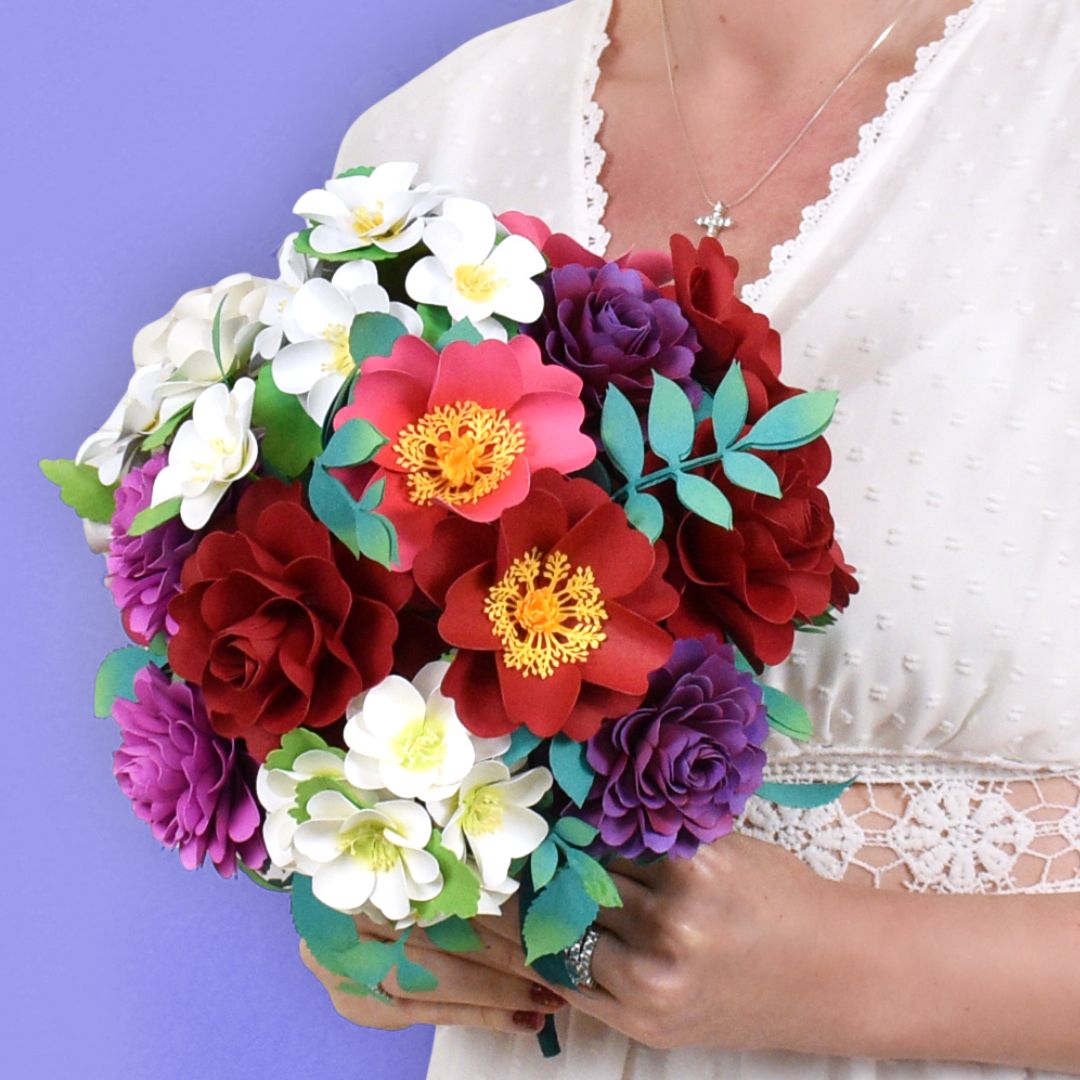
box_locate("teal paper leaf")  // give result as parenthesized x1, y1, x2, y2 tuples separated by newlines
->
(264, 727, 345, 772)
(522, 867, 599, 964)
(549, 735, 595, 808)
(721, 450, 781, 498)
(734, 390, 838, 452)
(320, 418, 387, 469)
(647, 374, 695, 465)
(562, 846, 622, 908)
(674, 472, 733, 529)
(530, 838, 559, 890)
(692, 387, 714, 425)
(94, 646, 161, 718)
(600, 385, 645, 481)
(394, 949, 440, 994)
(417, 303, 452, 346)
(39, 458, 119, 524)
(436, 318, 484, 349)
(505, 726, 543, 766)
(761, 685, 813, 742)
(141, 405, 191, 451)
(357, 475, 386, 512)
(710, 362, 749, 449)
(412, 830, 482, 922)
(252, 366, 323, 478)
(422, 917, 484, 954)
(128, 497, 182, 537)
(554, 817, 598, 847)
(754, 778, 855, 809)
(623, 490, 664, 542)
(349, 312, 407, 365)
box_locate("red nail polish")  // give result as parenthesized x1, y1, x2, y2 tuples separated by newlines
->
(529, 984, 566, 1009)
(512, 1010, 545, 1031)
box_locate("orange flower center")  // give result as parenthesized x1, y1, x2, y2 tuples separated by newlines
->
(395, 401, 525, 506)
(485, 548, 608, 679)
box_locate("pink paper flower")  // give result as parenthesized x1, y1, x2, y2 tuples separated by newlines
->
(334, 335, 595, 569)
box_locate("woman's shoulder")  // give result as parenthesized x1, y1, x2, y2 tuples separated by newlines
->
(332, 0, 609, 229)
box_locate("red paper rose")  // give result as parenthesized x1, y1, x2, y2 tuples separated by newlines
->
(662, 235, 786, 418)
(168, 479, 411, 761)
(415, 470, 678, 741)
(669, 436, 858, 668)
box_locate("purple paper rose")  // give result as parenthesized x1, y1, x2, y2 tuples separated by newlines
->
(531, 261, 700, 429)
(112, 664, 266, 877)
(581, 636, 768, 859)
(107, 452, 198, 644)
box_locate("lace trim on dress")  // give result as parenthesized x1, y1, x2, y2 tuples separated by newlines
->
(581, 0, 612, 255)
(738, 771, 1080, 895)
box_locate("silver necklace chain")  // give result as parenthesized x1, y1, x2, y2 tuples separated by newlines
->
(658, 0, 922, 234)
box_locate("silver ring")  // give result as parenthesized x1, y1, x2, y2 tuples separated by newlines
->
(562, 925, 601, 990)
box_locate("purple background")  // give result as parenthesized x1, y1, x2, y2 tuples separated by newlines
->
(7, 2, 553, 1077)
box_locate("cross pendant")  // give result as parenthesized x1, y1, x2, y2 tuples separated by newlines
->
(695, 201, 733, 236)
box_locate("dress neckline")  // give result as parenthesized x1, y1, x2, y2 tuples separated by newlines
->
(579, 0, 987, 309)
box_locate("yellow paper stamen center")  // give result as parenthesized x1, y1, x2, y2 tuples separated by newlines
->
(453, 262, 504, 304)
(461, 786, 505, 837)
(395, 401, 525, 506)
(392, 717, 447, 772)
(321, 323, 354, 377)
(485, 548, 608, 679)
(338, 820, 399, 873)
(352, 203, 386, 237)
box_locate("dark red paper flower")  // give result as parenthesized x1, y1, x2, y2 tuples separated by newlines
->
(662, 235, 786, 418)
(168, 479, 411, 762)
(416, 470, 678, 741)
(668, 436, 858, 668)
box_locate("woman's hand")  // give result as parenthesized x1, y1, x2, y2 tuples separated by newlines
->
(299, 914, 567, 1036)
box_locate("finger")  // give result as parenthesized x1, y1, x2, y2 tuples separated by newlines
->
(565, 926, 631, 1017)
(605, 855, 665, 887)
(471, 894, 521, 943)
(593, 873, 653, 941)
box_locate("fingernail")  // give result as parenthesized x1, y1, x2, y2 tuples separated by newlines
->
(512, 1010, 545, 1031)
(529, 984, 566, 1009)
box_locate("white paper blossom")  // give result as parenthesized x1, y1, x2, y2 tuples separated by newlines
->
(344, 661, 509, 802)
(475, 863, 521, 916)
(76, 390, 160, 485)
(150, 377, 258, 529)
(253, 233, 316, 361)
(256, 748, 349, 873)
(293, 162, 443, 256)
(430, 761, 552, 889)
(293, 789, 442, 920)
(405, 197, 546, 328)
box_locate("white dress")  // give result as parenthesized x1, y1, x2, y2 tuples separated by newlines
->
(334, 0, 1080, 1075)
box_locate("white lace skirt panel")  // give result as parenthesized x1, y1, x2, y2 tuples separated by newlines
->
(737, 765, 1080, 894)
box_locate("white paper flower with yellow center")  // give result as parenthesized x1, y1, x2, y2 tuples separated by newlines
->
(271, 261, 423, 424)
(292, 162, 443, 256)
(293, 790, 442, 920)
(253, 233, 316, 361)
(405, 197, 546, 331)
(150, 377, 259, 529)
(429, 761, 552, 889)
(344, 661, 509, 803)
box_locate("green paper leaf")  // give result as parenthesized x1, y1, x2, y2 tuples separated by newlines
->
(549, 735, 595, 808)
(505, 726, 543, 766)
(128, 497, 182, 537)
(554, 817, 598, 847)
(530, 838, 559, 890)
(734, 390, 838, 452)
(647, 374, 695, 465)
(141, 405, 191, 451)
(435, 317, 484, 349)
(294, 227, 397, 263)
(211, 296, 227, 379)
(94, 646, 160, 718)
(623, 490, 663, 542)
(761, 685, 813, 742)
(418, 303, 452, 346)
(264, 727, 345, 772)
(674, 472, 733, 529)
(563, 846, 622, 908)
(290, 776, 371, 824)
(349, 311, 407, 365)
(710, 362, 750, 449)
(413, 830, 482, 922)
(319, 418, 387, 468)
(600, 384, 645, 481)
(336, 165, 374, 179)
(522, 867, 599, 964)
(252, 366, 323, 478)
(721, 450, 781, 497)
(754, 778, 855, 809)
(422, 917, 484, 953)
(238, 861, 293, 893)
(39, 458, 119, 524)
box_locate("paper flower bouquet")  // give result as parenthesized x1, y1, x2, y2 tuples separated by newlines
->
(44, 162, 857, 1050)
